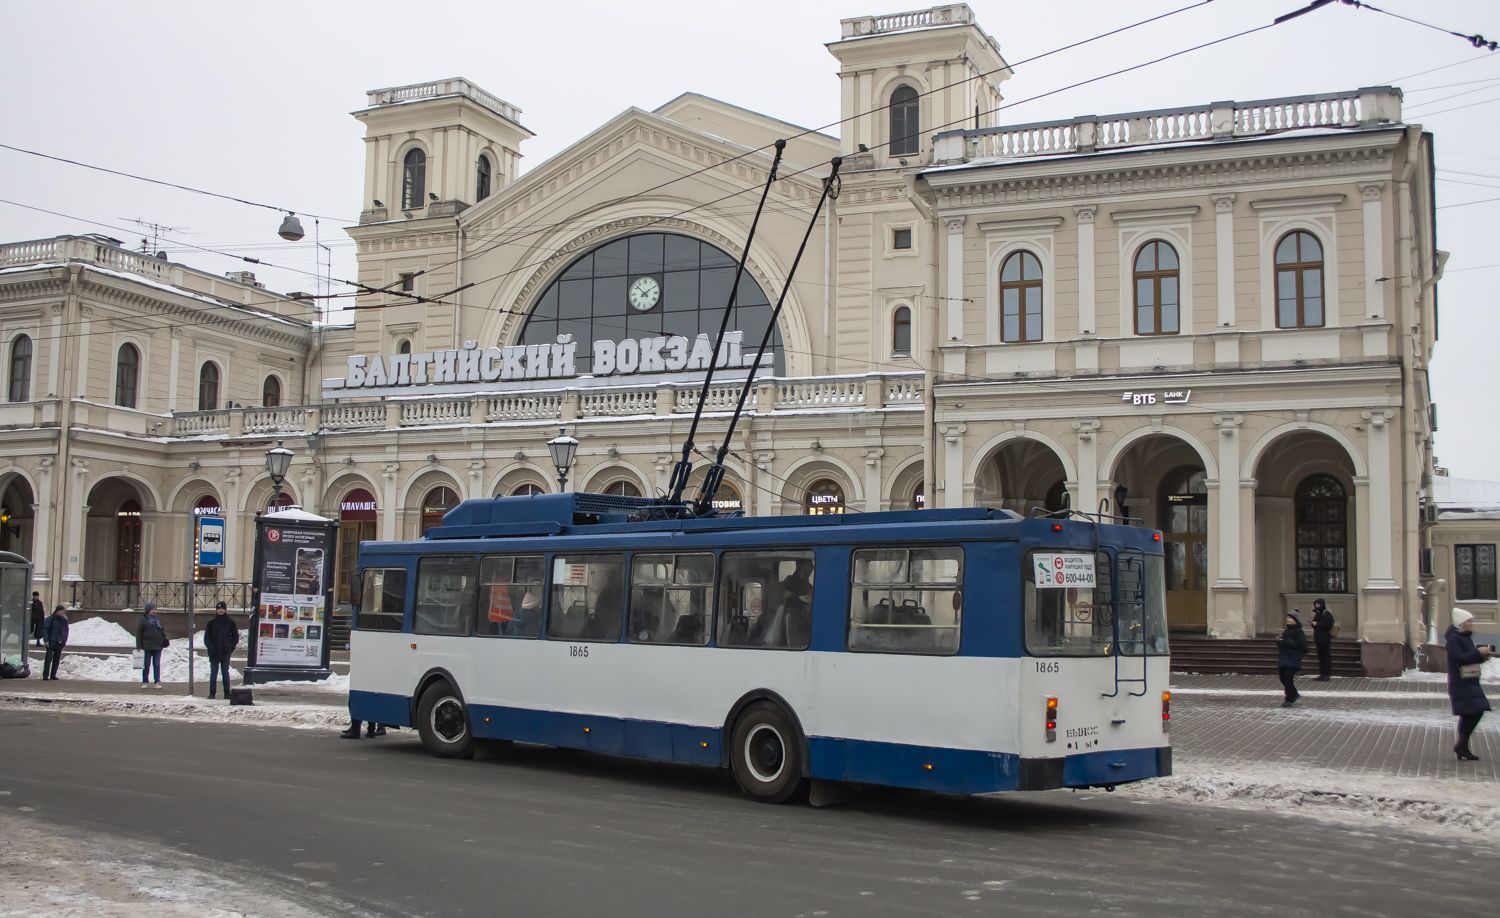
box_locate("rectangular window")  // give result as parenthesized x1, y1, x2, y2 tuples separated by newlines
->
(400, 273, 415, 293)
(1455, 544, 1498, 602)
(629, 553, 715, 645)
(848, 547, 963, 655)
(412, 556, 477, 636)
(893, 228, 912, 250)
(1025, 550, 1113, 656)
(356, 568, 407, 632)
(718, 550, 814, 650)
(547, 554, 626, 642)
(476, 555, 546, 638)
(1115, 550, 1168, 656)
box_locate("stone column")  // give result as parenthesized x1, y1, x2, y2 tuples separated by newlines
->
(1074, 206, 1097, 335)
(381, 462, 400, 541)
(64, 458, 89, 581)
(1359, 182, 1385, 320)
(1210, 414, 1249, 638)
(1360, 407, 1403, 671)
(1212, 194, 1239, 364)
(944, 216, 966, 345)
(753, 451, 775, 516)
(1071, 419, 1100, 514)
(940, 423, 965, 509)
(863, 448, 884, 513)
(32, 457, 53, 583)
(222, 467, 240, 583)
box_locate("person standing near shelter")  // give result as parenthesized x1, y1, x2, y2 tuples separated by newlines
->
(1275, 611, 1308, 707)
(29, 592, 44, 647)
(1310, 598, 1336, 681)
(204, 600, 239, 700)
(136, 602, 168, 688)
(1446, 608, 1493, 761)
(40, 605, 68, 680)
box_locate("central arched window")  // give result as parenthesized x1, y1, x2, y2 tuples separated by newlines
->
(520, 232, 781, 375)
(892, 305, 912, 356)
(1133, 241, 1180, 336)
(476, 154, 492, 201)
(604, 480, 642, 498)
(398, 339, 412, 355)
(1275, 231, 1324, 328)
(1296, 475, 1347, 592)
(509, 482, 544, 497)
(198, 363, 219, 411)
(999, 251, 1043, 343)
(421, 486, 460, 533)
(889, 85, 920, 157)
(805, 479, 846, 515)
(402, 148, 427, 210)
(262, 375, 281, 408)
(8, 335, 31, 403)
(115, 343, 139, 408)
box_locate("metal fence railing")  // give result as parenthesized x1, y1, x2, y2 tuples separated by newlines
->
(69, 581, 253, 614)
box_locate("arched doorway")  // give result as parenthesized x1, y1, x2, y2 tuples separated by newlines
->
(336, 488, 377, 605)
(1161, 468, 1209, 628)
(84, 477, 153, 584)
(805, 479, 845, 515)
(421, 486, 461, 533)
(116, 499, 142, 582)
(0, 475, 34, 559)
(974, 439, 1068, 516)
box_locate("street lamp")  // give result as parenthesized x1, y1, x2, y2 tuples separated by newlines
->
(277, 212, 305, 242)
(265, 440, 294, 512)
(547, 427, 579, 492)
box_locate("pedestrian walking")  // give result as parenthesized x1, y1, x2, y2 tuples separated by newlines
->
(1275, 611, 1307, 707)
(1446, 608, 1493, 761)
(40, 605, 68, 680)
(29, 592, 44, 647)
(1310, 598, 1336, 681)
(204, 600, 239, 700)
(136, 602, 168, 688)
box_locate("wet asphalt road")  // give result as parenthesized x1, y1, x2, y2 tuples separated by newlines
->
(1, 707, 1494, 918)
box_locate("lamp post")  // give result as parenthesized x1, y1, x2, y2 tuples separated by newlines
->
(265, 440, 294, 512)
(547, 427, 579, 493)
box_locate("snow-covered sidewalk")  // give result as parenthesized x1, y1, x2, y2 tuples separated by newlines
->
(0, 689, 349, 730)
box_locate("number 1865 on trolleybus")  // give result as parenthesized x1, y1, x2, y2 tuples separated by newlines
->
(347, 492, 1172, 803)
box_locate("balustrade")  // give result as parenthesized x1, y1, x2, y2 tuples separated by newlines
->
(400, 398, 471, 426)
(487, 393, 564, 421)
(581, 389, 657, 417)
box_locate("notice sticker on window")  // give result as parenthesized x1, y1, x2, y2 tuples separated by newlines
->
(1034, 552, 1096, 589)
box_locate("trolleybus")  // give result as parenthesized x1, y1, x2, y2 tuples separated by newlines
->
(348, 491, 1171, 803)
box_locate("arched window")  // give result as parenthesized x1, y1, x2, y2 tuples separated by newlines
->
(1133, 241, 1180, 336)
(421, 486, 461, 533)
(262, 375, 281, 408)
(476, 154, 492, 201)
(114, 343, 139, 408)
(999, 251, 1043, 343)
(197, 363, 219, 412)
(805, 479, 845, 515)
(889, 85, 920, 157)
(7, 335, 31, 403)
(604, 480, 642, 498)
(892, 306, 912, 355)
(509, 482, 544, 497)
(1296, 475, 1347, 593)
(1275, 231, 1325, 329)
(398, 339, 412, 355)
(402, 148, 427, 210)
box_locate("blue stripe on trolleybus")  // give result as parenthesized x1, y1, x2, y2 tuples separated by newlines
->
(352, 690, 1165, 793)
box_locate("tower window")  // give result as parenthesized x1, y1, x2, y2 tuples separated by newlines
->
(892, 306, 912, 356)
(398, 339, 412, 355)
(1133, 240, 1181, 336)
(115, 343, 139, 408)
(889, 85, 920, 157)
(7, 335, 31, 403)
(402, 148, 427, 210)
(476, 154, 492, 201)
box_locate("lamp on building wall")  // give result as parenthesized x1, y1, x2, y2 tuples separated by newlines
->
(547, 427, 579, 493)
(277, 212, 305, 242)
(0, 509, 19, 538)
(265, 440, 294, 511)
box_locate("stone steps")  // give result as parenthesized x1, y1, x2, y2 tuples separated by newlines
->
(1169, 635, 1363, 676)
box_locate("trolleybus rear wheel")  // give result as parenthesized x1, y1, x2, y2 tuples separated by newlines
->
(730, 702, 807, 804)
(416, 680, 474, 759)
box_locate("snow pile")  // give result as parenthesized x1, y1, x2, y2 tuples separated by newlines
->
(253, 672, 350, 692)
(0, 691, 349, 730)
(52, 643, 240, 684)
(1399, 658, 1500, 683)
(64, 617, 136, 646)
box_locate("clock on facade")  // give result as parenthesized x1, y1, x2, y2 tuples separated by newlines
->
(628, 276, 661, 311)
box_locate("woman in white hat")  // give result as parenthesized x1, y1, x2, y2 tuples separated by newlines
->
(1445, 608, 1493, 761)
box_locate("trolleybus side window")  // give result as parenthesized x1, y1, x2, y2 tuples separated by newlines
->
(629, 553, 714, 646)
(477, 555, 546, 638)
(547, 554, 626, 642)
(718, 550, 814, 650)
(848, 547, 963, 655)
(1024, 550, 1113, 656)
(357, 568, 408, 632)
(1115, 549, 1169, 655)
(412, 556, 478, 636)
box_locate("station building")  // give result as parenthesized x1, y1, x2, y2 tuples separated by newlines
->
(0, 5, 1450, 672)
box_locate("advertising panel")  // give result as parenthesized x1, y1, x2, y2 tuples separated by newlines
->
(254, 522, 332, 668)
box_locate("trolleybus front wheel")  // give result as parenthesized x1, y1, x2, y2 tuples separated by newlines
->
(416, 680, 474, 759)
(730, 702, 808, 804)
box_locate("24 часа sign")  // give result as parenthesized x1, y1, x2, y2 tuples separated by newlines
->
(323, 331, 770, 398)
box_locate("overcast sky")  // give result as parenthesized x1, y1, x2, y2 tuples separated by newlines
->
(0, 0, 1495, 476)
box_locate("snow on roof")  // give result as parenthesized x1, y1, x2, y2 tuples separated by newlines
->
(1432, 476, 1500, 521)
(262, 508, 333, 523)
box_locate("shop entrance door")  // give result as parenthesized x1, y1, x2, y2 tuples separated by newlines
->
(336, 488, 379, 606)
(1163, 486, 1208, 629)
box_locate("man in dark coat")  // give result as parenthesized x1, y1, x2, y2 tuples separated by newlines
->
(136, 602, 168, 688)
(203, 600, 239, 700)
(1446, 608, 1493, 761)
(29, 592, 44, 647)
(40, 605, 68, 681)
(1310, 598, 1336, 681)
(1275, 611, 1308, 707)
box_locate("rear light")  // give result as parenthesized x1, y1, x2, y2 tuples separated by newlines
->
(1052, 524, 1063, 531)
(1162, 691, 1171, 732)
(1153, 533, 1161, 541)
(1045, 696, 1058, 742)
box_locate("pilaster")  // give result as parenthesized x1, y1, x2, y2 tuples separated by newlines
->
(1074, 206, 1097, 335)
(381, 462, 400, 539)
(863, 447, 884, 513)
(1071, 419, 1100, 513)
(940, 423, 965, 509)
(64, 458, 89, 581)
(944, 216, 965, 345)
(1210, 414, 1249, 639)
(1361, 407, 1402, 642)
(1359, 182, 1385, 320)
(32, 457, 53, 582)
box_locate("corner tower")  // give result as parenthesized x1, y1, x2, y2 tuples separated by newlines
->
(827, 4, 1010, 167)
(353, 78, 533, 223)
